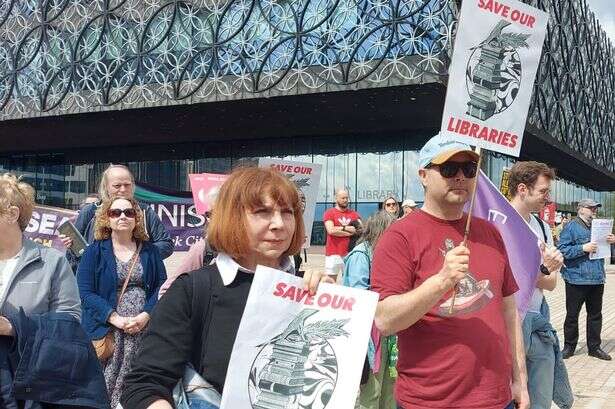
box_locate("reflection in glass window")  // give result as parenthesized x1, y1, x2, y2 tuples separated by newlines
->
(281, 155, 313, 164)
(356, 152, 403, 204)
(194, 158, 232, 174)
(356, 203, 379, 219)
(0, 145, 613, 219)
(314, 154, 356, 204)
(403, 151, 424, 203)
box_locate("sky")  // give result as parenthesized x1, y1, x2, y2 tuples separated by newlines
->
(586, 0, 615, 43)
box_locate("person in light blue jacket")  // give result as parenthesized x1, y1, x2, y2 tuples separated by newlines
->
(343, 210, 397, 409)
(558, 198, 615, 361)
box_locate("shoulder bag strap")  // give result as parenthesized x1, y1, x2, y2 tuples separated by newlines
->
(532, 214, 549, 243)
(190, 266, 223, 370)
(142, 207, 150, 238)
(117, 242, 142, 305)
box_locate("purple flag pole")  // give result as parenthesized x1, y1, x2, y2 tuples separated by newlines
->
(468, 171, 542, 317)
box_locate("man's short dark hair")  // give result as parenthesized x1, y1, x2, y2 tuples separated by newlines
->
(508, 161, 556, 197)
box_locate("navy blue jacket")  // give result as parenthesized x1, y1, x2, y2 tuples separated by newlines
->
(1, 308, 109, 408)
(77, 239, 167, 340)
(75, 201, 174, 260)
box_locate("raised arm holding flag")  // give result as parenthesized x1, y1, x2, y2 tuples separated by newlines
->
(371, 0, 552, 406)
(371, 134, 528, 409)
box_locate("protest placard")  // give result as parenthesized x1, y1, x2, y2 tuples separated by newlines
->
(440, 0, 548, 157)
(259, 159, 322, 248)
(590, 219, 614, 260)
(221, 266, 378, 409)
(24, 205, 78, 252)
(188, 173, 229, 215)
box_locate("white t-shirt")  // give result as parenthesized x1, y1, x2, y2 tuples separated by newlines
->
(528, 215, 553, 313)
(0, 248, 23, 301)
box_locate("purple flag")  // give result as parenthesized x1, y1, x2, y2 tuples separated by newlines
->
(468, 171, 541, 316)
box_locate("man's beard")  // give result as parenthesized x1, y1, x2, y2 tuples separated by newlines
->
(580, 213, 593, 224)
(532, 198, 549, 213)
(337, 202, 348, 209)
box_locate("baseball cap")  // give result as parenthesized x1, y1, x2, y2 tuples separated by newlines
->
(578, 198, 601, 208)
(401, 199, 417, 208)
(419, 133, 480, 169)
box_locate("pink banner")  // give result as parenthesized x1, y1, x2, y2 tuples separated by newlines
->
(188, 173, 229, 215)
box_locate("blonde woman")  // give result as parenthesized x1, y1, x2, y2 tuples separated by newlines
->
(77, 196, 167, 408)
(0, 172, 80, 327)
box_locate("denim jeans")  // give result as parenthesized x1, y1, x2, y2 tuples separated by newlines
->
(526, 330, 555, 408)
(522, 300, 574, 409)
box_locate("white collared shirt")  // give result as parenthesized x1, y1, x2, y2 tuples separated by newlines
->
(214, 252, 295, 286)
(0, 247, 24, 300)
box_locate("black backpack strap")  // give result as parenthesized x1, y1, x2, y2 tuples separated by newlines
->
(189, 265, 222, 371)
(532, 214, 549, 243)
(202, 239, 217, 266)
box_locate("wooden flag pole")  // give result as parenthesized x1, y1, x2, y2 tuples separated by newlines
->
(449, 147, 483, 315)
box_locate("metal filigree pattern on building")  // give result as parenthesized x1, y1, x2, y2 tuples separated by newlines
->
(0, 0, 455, 119)
(0, 0, 613, 172)
(527, 0, 615, 172)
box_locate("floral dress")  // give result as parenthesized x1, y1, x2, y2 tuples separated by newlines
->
(103, 255, 146, 408)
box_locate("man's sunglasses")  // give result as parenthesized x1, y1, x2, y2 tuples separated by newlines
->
(107, 208, 137, 218)
(429, 161, 478, 179)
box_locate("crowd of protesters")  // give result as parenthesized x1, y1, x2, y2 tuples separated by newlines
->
(0, 134, 614, 409)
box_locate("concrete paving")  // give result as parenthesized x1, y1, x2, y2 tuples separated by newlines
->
(545, 264, 615, 408)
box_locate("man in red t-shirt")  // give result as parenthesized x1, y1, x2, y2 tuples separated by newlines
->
(323, 188, 361, 279)
(371, 134, 529, 409)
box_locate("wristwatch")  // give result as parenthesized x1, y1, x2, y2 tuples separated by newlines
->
(539, 264, 551, 275)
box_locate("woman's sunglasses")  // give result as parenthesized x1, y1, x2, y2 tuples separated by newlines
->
(429, 161, 478, 179)
(107, 208, 137, 218)
(385, 202, 398, 208)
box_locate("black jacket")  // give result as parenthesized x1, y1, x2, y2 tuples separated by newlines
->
(121, 265, 253, 409)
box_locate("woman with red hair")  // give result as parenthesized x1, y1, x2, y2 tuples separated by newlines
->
(121, 166, 330, 409)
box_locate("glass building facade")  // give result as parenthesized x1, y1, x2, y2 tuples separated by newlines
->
(1, 136, 613, 245)
(0, 0, 612, 235)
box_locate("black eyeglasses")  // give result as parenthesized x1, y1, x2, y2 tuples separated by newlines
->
(107, 208, 137, 218)
(385, 202, 397, 207)
(429, 161, 478, 179)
